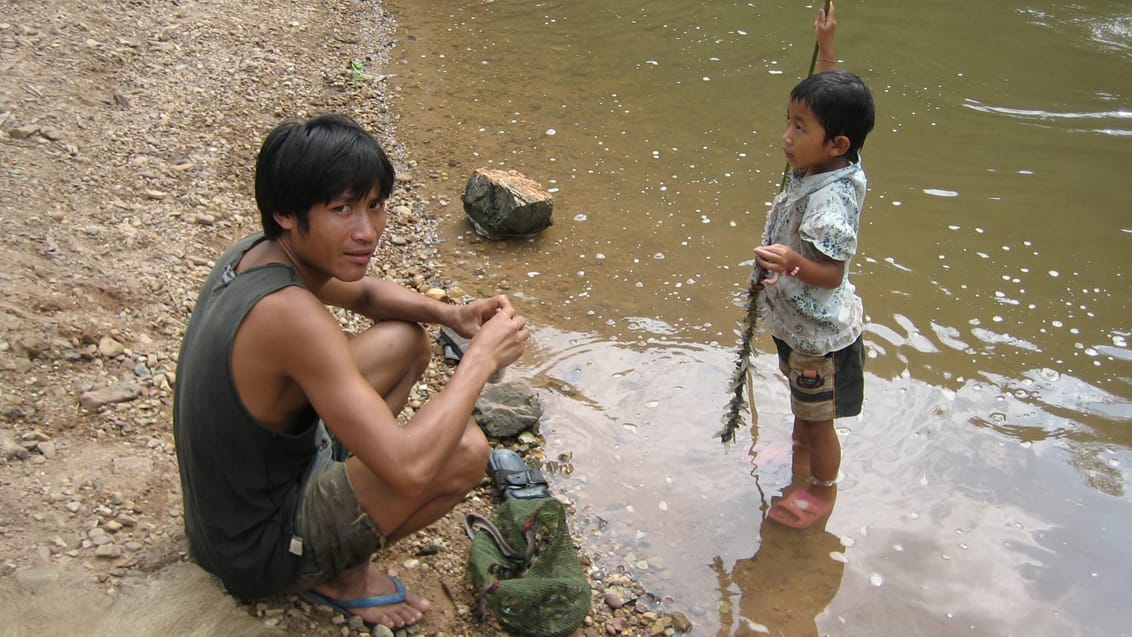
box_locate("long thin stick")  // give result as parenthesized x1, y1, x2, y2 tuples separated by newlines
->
(720, 0, 832, 444)
(780, 0, 832, 191)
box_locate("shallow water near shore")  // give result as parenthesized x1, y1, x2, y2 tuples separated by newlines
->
(387, 1, 1131, 634)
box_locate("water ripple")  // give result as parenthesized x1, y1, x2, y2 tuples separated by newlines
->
(962, 99, 1132, 121)
(962, 98, 1132, 137)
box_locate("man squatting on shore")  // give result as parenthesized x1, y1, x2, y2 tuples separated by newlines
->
(174, 113, 529, 628)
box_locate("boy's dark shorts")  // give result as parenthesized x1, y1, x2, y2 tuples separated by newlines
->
(773, 335, 864, 421)
(287, 424, 384, 593)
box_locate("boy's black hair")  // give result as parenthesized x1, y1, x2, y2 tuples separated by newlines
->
(790, 70, 875, 163)
(254, 114, 396, 239)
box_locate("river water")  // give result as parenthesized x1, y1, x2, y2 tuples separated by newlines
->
(385, 1, 1131, 635)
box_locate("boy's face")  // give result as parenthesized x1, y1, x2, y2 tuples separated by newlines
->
(782, 99, 846, 176)
(278, 186, 387, 282)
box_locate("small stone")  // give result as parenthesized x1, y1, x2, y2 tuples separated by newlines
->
(98, 336, 125, 358)
(79, 382, 141, 409)
(8, 124, 39, 139)
(94, 543, 122, 558)
(670, 611, 693, 633)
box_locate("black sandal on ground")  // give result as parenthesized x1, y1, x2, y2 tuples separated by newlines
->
(438, 326, 469, 363)
(488, 448, 550, 500)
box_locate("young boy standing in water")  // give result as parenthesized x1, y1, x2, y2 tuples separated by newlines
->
(753, 3, 875, 528)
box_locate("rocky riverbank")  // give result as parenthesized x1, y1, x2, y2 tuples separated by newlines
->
(0, 1, 690, 635)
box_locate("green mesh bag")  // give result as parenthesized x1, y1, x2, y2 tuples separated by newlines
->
(466, 497, 591, 637)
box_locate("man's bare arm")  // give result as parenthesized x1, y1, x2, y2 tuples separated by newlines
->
(318, 276, 459, 326)
(249, 286, 525, 497)
(319, 276, 519, 349)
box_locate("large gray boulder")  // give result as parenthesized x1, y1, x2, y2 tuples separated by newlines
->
(461, 168, 554, 239)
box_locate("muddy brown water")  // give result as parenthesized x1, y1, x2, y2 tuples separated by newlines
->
(387, 1, 1131, 635)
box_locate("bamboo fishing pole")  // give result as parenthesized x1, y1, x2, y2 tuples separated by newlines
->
(782, 0, 833, 191)
(720, 0, 833, 444)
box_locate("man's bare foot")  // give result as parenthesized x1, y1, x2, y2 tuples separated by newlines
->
(302, 562, 430, 628)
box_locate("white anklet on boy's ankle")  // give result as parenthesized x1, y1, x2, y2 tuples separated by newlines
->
(807, 476, 837, 487)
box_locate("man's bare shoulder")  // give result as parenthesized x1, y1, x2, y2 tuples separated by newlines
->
(233, 282, 354, 395)
(231, 282, 355, 429)
(242, 284, 344, 339)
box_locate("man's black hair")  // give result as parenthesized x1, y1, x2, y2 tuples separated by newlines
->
(790, 70, 876, 163)
(255, 114, 396, 238)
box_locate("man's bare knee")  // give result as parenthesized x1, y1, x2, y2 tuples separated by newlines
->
(448, 423, 490, 492)
(351, 320, 431, 394)
(465, 424, 490, 471)
(401, 321, 432, 369)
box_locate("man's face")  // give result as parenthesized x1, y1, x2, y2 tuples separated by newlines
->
(289, 186, 387, 282)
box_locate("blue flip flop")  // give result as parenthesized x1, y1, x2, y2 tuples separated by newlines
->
(298, 576, 413, 627)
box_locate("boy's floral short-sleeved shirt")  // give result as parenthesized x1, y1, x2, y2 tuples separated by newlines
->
(756, 161, 867, 355)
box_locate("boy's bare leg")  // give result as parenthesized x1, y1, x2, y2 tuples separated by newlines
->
(307, 320, 490, 627)
(801, 418, 840, 504)
(772, 418, 839, 528)
(791, 418, 812, 478)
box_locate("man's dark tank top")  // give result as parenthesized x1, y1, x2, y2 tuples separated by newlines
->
(173, 233, 320, 599)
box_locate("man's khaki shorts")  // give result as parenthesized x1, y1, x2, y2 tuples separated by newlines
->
(287, 423, 384, 593)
